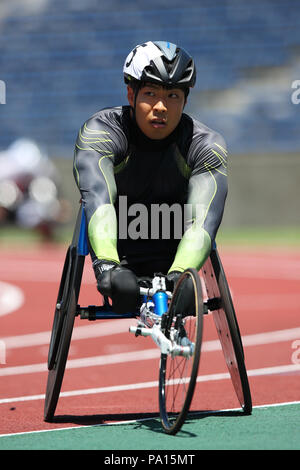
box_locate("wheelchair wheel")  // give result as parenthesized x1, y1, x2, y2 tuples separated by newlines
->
(159, 268, 204, 435)
(203, 249, 252, 415)
(44, 247, 84, 421)
(47, 246, 72, 370)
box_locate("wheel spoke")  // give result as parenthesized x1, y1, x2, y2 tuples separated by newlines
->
(159, 268, 203, 434)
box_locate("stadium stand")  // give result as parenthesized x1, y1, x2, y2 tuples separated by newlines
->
(0, 0, 299, 154)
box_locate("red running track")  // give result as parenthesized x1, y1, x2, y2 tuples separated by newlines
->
(0, 244, 299, 435)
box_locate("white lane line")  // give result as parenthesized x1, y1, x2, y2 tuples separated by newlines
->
(1, 327, 299, 377)
(0, 282, 24, 317)
(0, 363, 300, 405)
(0, 328, 300, 377)
(202, 327, 300, 351)
(0, 400, 300, 438)
(2, 325, 300, 351)
(0, 254, 300, 282)
(1, 318, 134, 349)
(0, 348, 160, 377)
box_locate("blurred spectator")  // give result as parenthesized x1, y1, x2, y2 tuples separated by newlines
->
(0, 138, 71, 239)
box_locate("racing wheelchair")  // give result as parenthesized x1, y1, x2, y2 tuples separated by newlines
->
(44, 205, 252, 435)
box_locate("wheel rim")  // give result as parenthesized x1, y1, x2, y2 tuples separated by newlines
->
(44, 289, 76, 421)
(203, 251, 252, 414)
(47, 249, 73, 370)
(159, 269, 203, 434)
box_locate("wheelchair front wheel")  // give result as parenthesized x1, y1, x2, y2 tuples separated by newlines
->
(159, 268, 204, 435)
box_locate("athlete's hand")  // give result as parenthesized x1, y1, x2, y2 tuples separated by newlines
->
(168, 270, 197, 315)
(166, 271, 182, 291)
(93, 260, 140, 314)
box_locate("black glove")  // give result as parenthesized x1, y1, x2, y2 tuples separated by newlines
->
(166, 271, 182, 291)
(167, 270, 196, 316)
(93, 260, 140, 314)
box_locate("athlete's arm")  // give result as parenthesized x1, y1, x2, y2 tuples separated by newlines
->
(73, 113, 127, 263)
(168, 130, 228, 272)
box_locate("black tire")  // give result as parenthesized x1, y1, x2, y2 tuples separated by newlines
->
(47, 246, 72, 370)
(44, 248, 84, 421)
(159, 268, 203, 434)
(44, 289, 76, 421)
(204, 249, 252, 414)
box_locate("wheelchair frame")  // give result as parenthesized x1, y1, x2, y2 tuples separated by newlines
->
(44, 204, 252, 432)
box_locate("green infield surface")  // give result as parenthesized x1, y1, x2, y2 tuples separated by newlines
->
(0, 402, 299, 450)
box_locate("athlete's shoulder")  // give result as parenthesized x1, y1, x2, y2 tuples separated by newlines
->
(182, 114, 227, 172)
(182, 114, 226, 149)
(76, 106, 130, 154)
(84, 105, 131, 133)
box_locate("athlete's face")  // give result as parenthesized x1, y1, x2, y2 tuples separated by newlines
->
(127, 83, 186, 140)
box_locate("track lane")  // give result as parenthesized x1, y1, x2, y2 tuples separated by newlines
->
(0, 246, 299, 435)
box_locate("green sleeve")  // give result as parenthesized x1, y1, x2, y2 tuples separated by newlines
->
(168, 141, 228, 273)
(73, 117, 126, 263)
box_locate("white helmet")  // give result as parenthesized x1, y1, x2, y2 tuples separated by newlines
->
(123, 41, 196, 89)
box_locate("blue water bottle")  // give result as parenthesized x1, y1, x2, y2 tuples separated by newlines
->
(153, 291, 168, 317)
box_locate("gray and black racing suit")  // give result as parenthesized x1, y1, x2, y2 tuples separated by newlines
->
(73, 105, 228, 277)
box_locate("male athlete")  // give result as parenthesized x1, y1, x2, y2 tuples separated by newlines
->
(73, 41, 228, 313)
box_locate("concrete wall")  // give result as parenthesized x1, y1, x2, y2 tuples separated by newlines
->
(224, 152, 300, 227)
